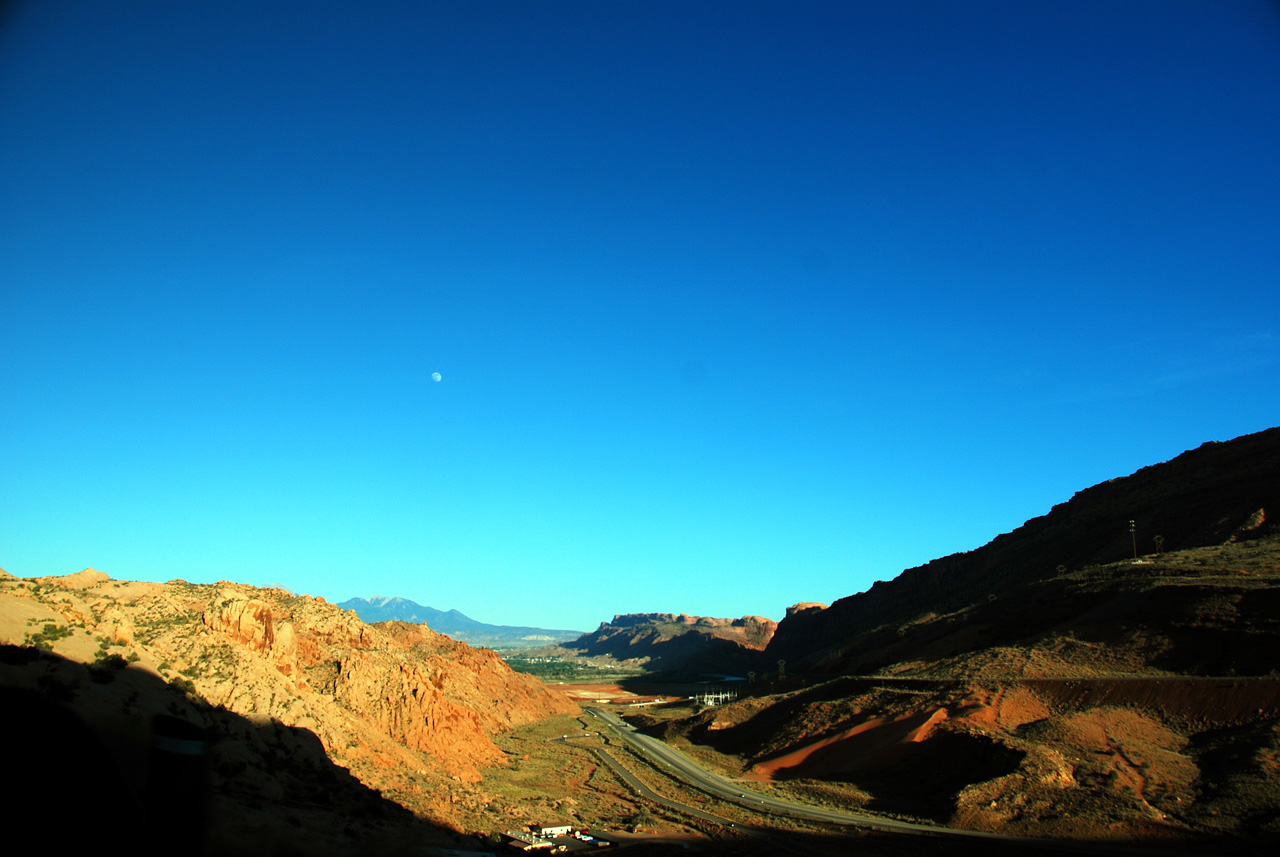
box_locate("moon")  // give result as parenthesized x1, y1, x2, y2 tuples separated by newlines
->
(431, 372, 442, 383)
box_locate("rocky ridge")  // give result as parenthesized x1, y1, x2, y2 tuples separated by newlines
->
(562, 612, 777, 673)
(767, 425, 1280, 672)
(0, 570, 576, 839)
(626, 426, 1280, 848)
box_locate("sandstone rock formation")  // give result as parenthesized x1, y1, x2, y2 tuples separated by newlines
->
(563, 611, 777, 673)
(785, 602, 827, 618)
(0, 572, 576, 834)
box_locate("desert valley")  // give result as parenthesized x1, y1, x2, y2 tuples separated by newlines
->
(3, 426, 1279, 855)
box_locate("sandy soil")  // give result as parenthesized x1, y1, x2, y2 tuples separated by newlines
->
(744, 683, 1051, 783)
(555, 682, 677, 706)
(1023, 677, 1280, 725)
(746, 708, 948, 782)
(744, 677, 1280, 786)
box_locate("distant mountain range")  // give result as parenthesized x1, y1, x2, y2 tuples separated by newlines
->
(337, 596, 583, 649)
(7, 426, 1278, 850)
(0, 572, 576, 849)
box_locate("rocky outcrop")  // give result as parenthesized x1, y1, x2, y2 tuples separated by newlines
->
(334, 622, 575, 780)
(205, 597, 279, 655)
(785, 602, 827, 618)
(0, 572, 576, 800)
(563, 611, 778, 673)
(62, 568, 110, 588)
(204, 596, 300, 680)
(596, 612, 776, 645)
(336, 650, 504, 779)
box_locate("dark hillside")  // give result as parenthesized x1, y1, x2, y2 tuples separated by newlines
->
(769, 426, 1280, 671)
(618, 428, 1280, 850)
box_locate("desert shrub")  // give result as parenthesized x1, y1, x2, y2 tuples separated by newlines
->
(26, 623, 74, 649)
(88, 652, 129, 683)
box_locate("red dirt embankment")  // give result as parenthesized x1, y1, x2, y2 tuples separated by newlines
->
(742, 678, 1280, 786)
(746, 707, 949, 782)
(1022, 677, 1280, 725)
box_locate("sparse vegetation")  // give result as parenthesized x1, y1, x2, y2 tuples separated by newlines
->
(25, 622, 74, 649)
(626, 531, 1280, 847)
(502, 654, 644, 682)
(3, 427, 1277, 853)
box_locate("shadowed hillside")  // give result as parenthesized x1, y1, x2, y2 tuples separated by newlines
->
(624, 427, 1280, 850)
(768, 425, 1280, 672)
(0, 646, 454, 855)
(0, 569, 576, 845)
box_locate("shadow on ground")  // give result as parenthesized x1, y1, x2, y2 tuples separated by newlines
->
(0, 644, 469, 856)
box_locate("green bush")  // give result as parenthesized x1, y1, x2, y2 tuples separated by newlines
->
(88, 651, 130, 683)
(26, 622, 74, 649)
(95, 652, 129, 670)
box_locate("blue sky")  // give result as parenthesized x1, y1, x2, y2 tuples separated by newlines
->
(3, 1, 1278, 632)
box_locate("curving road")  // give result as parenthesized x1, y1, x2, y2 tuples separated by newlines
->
(585, 706, 961, 836)
(582, 742, 783, 846)
(583, 706, 1166, 856)
(562, 717, 807, 853)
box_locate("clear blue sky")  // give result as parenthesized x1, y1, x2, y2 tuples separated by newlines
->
(3, 1, 1278, 632)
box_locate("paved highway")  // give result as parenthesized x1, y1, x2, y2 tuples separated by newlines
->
(583, 742, 791, 848)
(583, 706, 1173, 856)
(557, 718, 806, 851)
(585, 707, 965, 837)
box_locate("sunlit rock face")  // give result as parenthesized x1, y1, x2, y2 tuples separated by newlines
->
(564, 611, 779, 672)
(1, 572, 575, 790)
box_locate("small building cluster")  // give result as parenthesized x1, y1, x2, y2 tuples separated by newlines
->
(500, 823, 610, 852)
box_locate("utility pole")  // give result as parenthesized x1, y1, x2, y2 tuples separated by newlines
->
(1130, 520, 1137, 560)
